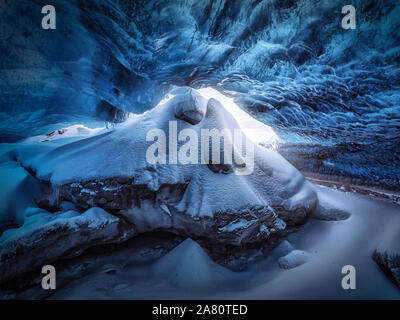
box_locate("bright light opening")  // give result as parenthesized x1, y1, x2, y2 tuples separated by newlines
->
(197, 87, 282, 149)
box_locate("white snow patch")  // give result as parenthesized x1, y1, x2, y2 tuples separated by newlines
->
(278, 250, 311, 269)
(12, 86, 317, 219)
(153, 238, 236, 289)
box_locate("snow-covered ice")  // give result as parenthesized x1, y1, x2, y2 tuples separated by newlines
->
(0, 88, 318, 254)
(37, 187, 400, 300)
(152, 239, 236, 289)
(0, 88, 398, 300)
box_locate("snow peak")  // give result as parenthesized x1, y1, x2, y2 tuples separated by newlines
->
(152, 304, 186, 317)
(152, 304, 248, 316)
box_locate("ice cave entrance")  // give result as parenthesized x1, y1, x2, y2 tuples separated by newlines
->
(197, 87, 281, 148)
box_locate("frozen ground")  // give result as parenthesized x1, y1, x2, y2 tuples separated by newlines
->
(6, 186, 399, 300)
(0, 87, 318, 266)
(2, 0, 399, 190)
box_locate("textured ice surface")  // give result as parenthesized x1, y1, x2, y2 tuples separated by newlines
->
(0, 0, 398, 189)
(0, 0, 399, 298)
(0, 207, 134, 284)
(0, 161, 40, 226)
(0, 88, 318, 283)
(171, 87, 208, 125)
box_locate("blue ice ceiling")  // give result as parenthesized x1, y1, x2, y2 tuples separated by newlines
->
(1, 0, 399, 188)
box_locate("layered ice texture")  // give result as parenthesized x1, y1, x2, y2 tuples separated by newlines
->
(0, 0, 399, 297)
(1, 0, 399, 189)
(5, 187, 400, 299)
(23, 87, 317, 213)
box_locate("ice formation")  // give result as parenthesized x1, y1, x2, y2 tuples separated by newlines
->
(373, 223, 400, 287)
(0, 0, 399, 298)
(1, 0, 399, 189)
(153, 238, 235, 289)
(0, 207, 134, 284)
(16, 87, 317, 227)
(0, 87, 318, 284)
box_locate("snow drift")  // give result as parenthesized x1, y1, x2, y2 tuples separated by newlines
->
(17, 86, 318, 230)
(0, 87, 318, 284)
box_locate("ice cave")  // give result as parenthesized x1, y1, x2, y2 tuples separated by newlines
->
(0, 0, 399, 300)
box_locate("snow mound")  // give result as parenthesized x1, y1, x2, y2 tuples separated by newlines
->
(4, 87, 318, 249)
(312, 197, 351, 221)
(18, 87, 317, 218)
(170, 87, 208, 125)
(153, 238, 235, 289)
(271, 240, 295, 258)
(23, 125, 104, 143)
(278, 250, 310, 269)
(0, 161, 40, 226)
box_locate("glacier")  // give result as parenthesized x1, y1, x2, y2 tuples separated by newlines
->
(0, 0, 399, 299)
(1, 0, 399, 189)
(0, 87, 319, 284)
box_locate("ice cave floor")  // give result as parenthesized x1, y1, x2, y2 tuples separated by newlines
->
(5, 186, 400, 300)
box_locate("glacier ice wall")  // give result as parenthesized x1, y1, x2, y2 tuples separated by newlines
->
(0, 0, 399, 188)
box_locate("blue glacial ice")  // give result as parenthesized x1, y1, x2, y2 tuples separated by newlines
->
(1, 0, 399, 188)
